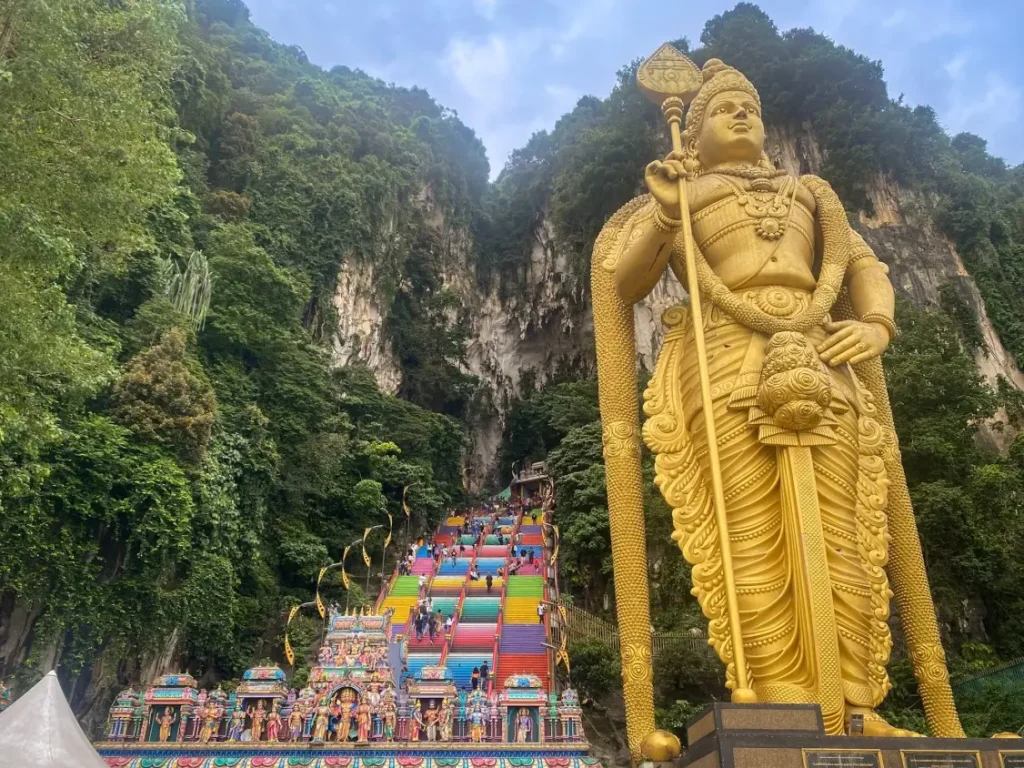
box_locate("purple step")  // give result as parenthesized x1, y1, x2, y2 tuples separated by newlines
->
(499, 624, 547, 652)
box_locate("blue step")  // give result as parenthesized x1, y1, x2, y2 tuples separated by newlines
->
(445, 653, 492, 689)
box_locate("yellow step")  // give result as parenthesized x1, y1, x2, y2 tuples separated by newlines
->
(504, 597, 540, 624)
(431, 577, 465, 589)
(381, 596, 418, 623)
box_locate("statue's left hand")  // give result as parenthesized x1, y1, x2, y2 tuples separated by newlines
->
(818, 320, 889, 366)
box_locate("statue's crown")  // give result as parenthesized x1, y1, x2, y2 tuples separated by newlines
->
(685, 59, 761, 132)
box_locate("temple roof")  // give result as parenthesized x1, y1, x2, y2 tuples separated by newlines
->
(0, 671, 108, 768)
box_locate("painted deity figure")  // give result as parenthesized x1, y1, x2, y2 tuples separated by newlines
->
(227, 704, 245, 741)
(156, 707, 177, 743)
(266, 701, 282, 743)
(408, 707, 422, 742)
(248, 701, 266, 741)
(336, 697, 353, 742)
(593, 52, 961, 738)
(439, 698, 453, 742)
(287, 704, 304, 742)
(382, 700, 397, 741)
(515, 708, 532, 743)
(356, 694, 372, 742)
(312, 701, 330, 743)
(423, 700, 439, 742)
(198, 703, 217, 744)
(318, 644, 333, 666)
(469, 708, 484, 743)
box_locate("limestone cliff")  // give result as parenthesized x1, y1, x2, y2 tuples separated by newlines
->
(330, 126, 1021, 488)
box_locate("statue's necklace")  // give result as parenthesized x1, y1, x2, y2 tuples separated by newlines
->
(712, 172, 797, 242)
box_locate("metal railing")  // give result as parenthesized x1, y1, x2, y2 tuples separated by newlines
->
(952, 656, 1024, 695)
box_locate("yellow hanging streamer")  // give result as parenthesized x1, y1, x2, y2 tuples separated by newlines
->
(402, 485, 411, 518)
(384, 512, 393, 550)
(284, 605, 299, 665)
(315, 591, 326, 619)
(341, 545, 352, 590)
(361, 527, 373, 568)
(551, 525, 560, 565)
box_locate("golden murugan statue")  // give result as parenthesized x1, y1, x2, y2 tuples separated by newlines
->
(592, 46, 964, 760)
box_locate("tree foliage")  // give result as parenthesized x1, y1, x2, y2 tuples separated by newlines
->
(0, 0, 473, 714)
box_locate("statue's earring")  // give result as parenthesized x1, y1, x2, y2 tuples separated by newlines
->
(681, 133, 701, 178)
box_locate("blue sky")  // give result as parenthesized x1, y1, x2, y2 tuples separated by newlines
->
(244, 0, 1023, 178)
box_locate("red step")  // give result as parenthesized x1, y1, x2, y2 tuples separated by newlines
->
(496, 653, 549, 688)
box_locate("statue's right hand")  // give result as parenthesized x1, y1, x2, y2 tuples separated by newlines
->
(644, 152, 686, 220)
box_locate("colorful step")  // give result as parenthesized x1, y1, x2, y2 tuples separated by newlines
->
(389, 576, 421, 596)
(499, 624, 546, 653)
(506, 576, 544, 598)
(504, 597, 543, 624)
(453, 623, 497, 649)
(446, 652, 492, 689)
(496, 652, 549, 688)
(459, 597, 500, 622)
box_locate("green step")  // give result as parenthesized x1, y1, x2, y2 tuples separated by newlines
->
(460, 534, 476, 545)
(426, 597, 459, 616)
(484, 535, 500, 545)
(459, 598, 500, 620)
(531, 508, 542, 515)
(505, 576, 544, 597)
(390, 576, 421, 596)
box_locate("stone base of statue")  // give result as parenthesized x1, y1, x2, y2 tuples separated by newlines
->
(683, 704, 1021, 768)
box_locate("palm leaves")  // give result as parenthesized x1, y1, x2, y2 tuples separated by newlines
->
(164, 250, 212, 330)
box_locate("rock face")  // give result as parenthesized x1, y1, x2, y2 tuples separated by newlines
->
(331, 126, 1021, 488)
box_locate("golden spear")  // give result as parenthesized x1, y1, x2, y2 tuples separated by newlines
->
(636, 44, 755, 703)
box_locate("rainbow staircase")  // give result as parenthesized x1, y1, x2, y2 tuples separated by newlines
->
(97, 501, 598, 768)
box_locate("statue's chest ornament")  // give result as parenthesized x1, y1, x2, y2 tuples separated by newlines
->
(683, 173, 852, 337)
(718, 174, 798, 242)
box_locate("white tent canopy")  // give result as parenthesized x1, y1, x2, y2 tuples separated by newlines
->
(0, 670, 108, 768)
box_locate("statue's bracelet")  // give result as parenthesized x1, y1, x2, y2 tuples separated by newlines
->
(859, 312, 897, 341)
(654, 206, 683, 233)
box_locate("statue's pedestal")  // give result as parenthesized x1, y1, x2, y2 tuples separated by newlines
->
(684, 704, 1021, 768)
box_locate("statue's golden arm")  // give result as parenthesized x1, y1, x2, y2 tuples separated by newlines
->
(611, 196, 679, 306)
(844, 231, 895, 328)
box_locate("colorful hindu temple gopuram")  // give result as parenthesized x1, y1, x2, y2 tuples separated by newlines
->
(96, 482, 600, 768)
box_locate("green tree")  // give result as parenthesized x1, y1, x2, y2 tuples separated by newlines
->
(112, 329, 217, 464)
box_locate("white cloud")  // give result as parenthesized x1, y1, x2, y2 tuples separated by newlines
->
(945, 53, 968, 80)
(473, 0, 498, 20)
(550, 0, 620, 59)
(444, 35, 511, 116)
(545, 84, 579, 112)
(881, 9, 905, 28)
(945, 71, 1021, 135)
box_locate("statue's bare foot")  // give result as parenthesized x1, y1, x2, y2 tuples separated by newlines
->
(847, 707, 923, 737)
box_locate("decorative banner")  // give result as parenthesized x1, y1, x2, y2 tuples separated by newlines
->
(557, 648, 571, 676)
(551, 525, 561, 565)
(402, 485, 411, 518)
(284, 605, 299, 665)
(315, 590, 326, 619)
(384, 512, 393, 550)
(341, 545, 352, 590)
(362, 527, 373, 567)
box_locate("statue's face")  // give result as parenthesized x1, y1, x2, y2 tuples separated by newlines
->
(696, 89, 764, 168)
